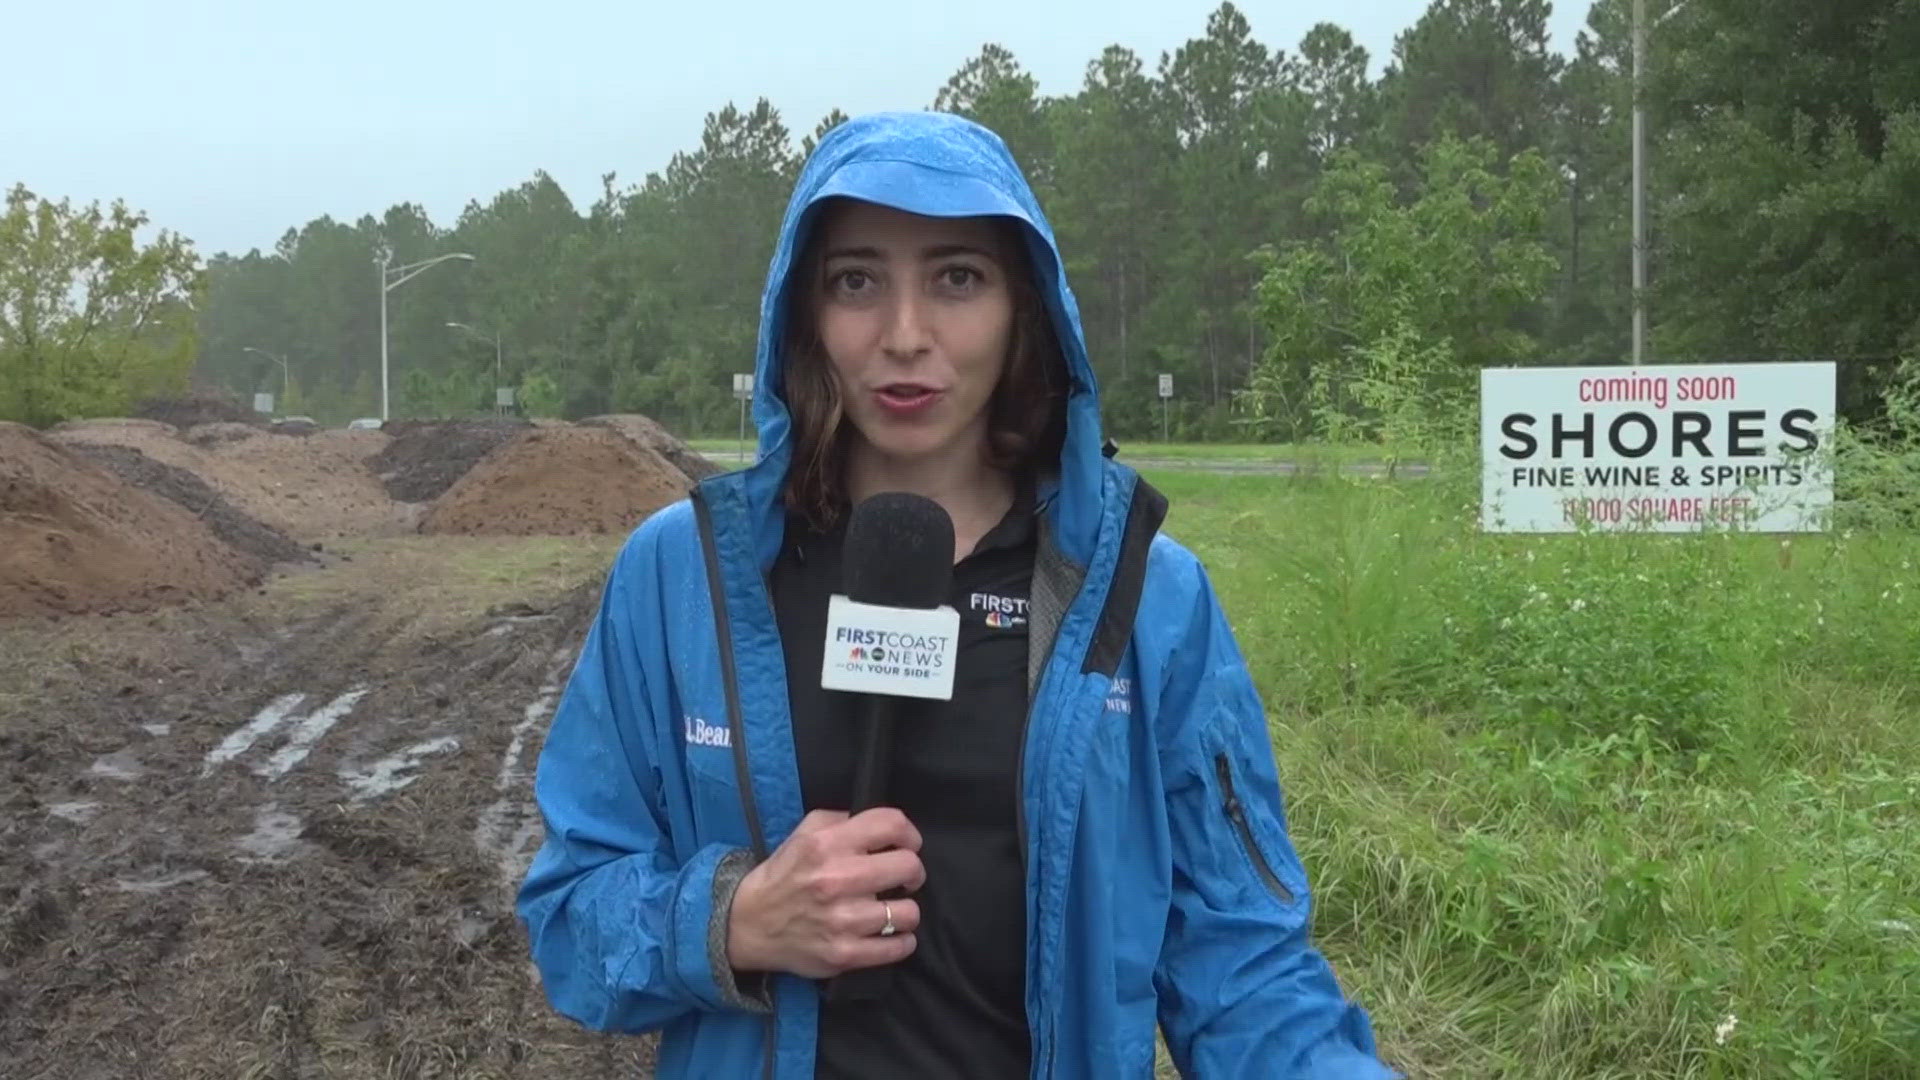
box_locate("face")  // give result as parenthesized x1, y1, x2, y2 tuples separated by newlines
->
(808, 201, 1016, 466)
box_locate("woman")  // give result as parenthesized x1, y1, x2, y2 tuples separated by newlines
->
(517, 111, 1396, 1079)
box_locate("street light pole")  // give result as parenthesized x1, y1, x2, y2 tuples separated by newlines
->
(379, 255, 390, 419)
(242, 347, 289, 407)
(446, 321, 505, 415)
(378, 250, 476, 421)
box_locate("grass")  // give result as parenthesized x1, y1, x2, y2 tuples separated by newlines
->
(1141, 467, 1919, 1078)
(270, 535, 623, 636)
(1114, 440, 1397, 464)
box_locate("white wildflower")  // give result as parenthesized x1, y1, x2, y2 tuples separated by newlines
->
(1569, 598, 1588, 613)
(1714, 1014, 1739, 1046)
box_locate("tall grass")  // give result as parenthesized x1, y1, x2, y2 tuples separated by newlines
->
(1153, 469, 1920, 1079)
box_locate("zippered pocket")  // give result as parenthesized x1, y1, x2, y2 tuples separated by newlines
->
(1214, 753, 1295, 905)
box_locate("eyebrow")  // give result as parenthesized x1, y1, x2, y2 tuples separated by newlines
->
(822, 242, 1000, 263)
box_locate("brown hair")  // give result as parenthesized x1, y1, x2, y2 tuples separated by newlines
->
(778, 209, 1069, 532)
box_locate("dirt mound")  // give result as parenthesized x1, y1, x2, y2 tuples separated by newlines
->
(371, 419, 533, 503)
(184, 421, 266, 447)
(65, 443, 312, 569)
(51, 420, 412, 541)
(133, 393, 260, 429)
(49, 417, 178, 437)
(0, 423, 260, 618)
(306, 427, 392, 462)
(581, 413, 725, 483)
(420, 426, 689, 536)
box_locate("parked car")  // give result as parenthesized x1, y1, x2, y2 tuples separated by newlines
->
(346, 418, 383, 430)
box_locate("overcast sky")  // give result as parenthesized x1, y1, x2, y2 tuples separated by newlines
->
(6, 0, 1593, 258)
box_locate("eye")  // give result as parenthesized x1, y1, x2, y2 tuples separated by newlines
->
(936, 265, 984, 292)
(827, 267, 877, 299)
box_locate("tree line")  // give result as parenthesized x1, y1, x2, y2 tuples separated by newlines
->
(5, 0, 1917, 442)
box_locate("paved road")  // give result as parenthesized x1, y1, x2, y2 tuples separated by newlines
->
(697, 448, 1430, 477)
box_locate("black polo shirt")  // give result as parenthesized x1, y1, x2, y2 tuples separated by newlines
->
(769, 482, 1037, 1080)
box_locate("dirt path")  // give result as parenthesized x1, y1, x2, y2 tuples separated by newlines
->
(0, 536, 654, 1079)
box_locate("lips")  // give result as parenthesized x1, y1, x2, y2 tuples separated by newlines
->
(872, 384, 943, 418)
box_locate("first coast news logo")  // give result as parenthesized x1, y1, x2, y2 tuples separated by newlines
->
(837, 624, 952, 679)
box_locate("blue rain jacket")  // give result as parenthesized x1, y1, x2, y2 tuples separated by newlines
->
(518, 111, 1397, 1079)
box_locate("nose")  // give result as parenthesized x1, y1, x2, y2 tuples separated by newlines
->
(879, 291, 933, 361)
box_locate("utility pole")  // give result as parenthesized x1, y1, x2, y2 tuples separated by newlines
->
(1632, 0, 1648, 366)
(732, 373, 754, 463)
(1632, 0, 1692, 367)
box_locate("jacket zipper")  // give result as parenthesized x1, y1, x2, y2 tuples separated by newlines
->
(1214, 753, 1295, 905)
(691, 489, 776, 1080)
(1014, 594, 1052, 1079)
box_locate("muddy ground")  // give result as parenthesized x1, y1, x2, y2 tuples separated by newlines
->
(0, 536, 657, 1079)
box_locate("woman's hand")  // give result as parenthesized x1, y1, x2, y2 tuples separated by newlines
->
(726, 807, 925, 979)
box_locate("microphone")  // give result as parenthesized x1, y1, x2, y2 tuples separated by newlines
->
(822, 492, 958, 1002)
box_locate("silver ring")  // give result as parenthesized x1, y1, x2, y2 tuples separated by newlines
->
(879, 900, 898, 937)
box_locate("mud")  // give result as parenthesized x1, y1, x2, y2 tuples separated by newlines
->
(0, 549, 656, 1078)
(373, 420, 533, 503)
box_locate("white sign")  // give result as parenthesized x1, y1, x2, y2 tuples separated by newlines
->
(732, 372, 755, 399)
(1158, 373, 1173, 399)
(496, 387, 516, 407)
(1480, 362, 1835, 533)
(819, 595, 959, 701)
(254, 392, 274, 414)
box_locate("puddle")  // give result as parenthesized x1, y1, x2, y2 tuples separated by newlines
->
(203, 688, 369, 779)
(141, 722, 172, 736)
(339, 736, 461, 802)
(475, 686, 558, 882)
(495, 686, 557, 791)
(47, 801, 100, 823)
(257, 689, 369, 778)
(454, 913, 493, 948)
(89, 750, 145, 780)
(203, 693, 307, 774)
(114, 870, 210, 893)
(236, 806, 305, 861)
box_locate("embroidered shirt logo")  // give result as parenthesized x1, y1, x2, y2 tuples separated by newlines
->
(971, 592, 1028, 628)
(683, 716, 731, 749)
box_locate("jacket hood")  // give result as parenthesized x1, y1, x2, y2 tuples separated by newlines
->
(734, 110, 1109, 564)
